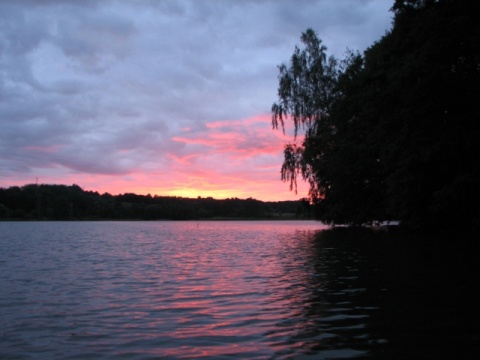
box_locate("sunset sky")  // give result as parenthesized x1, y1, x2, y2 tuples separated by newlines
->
(0, 0, 393, 201)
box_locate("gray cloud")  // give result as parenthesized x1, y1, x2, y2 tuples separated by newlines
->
(0, 0, 393, 197)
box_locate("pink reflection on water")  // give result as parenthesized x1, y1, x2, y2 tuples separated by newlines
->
(115, 221, 329, 358)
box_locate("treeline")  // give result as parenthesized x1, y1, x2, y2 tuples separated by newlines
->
(272, 0, 480, 232)
(0, 184, 311, 220)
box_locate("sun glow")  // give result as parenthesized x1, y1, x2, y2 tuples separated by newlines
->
(159, 187, 240, 200)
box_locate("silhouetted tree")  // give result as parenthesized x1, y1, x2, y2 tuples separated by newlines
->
(272, 29, 339, 199)
(273, 0, 480, 232)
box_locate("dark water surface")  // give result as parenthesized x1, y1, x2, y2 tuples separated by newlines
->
(0, 221, 479, 359)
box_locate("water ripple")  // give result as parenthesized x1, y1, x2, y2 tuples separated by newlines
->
(2, 221, 477, 359)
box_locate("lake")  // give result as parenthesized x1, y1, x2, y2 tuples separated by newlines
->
(1, 221, 479, 359)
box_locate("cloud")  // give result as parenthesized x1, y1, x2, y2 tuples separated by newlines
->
(0, 0, 392, 200)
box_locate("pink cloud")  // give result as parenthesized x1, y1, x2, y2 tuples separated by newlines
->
(173, 115, 297, 159)
(1, 114, 309, 201)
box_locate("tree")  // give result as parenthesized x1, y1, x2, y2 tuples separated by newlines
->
(272, 30, 387, 225)
(271, 29, 339, 201)
(378, 0, 480, 231)
(273, 0, 480, 232)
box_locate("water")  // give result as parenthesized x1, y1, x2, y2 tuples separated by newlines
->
(1, 221, 479, 359)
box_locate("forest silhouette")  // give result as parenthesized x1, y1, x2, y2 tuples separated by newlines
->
(0, 184, 309, 221)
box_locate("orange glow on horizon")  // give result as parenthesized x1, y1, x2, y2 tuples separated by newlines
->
(2, 175, 310, 202)
(1, 114, 311, 202)
(159, 187, 241, 200)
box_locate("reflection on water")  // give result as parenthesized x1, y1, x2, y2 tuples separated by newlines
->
(0, 221, 479, 359)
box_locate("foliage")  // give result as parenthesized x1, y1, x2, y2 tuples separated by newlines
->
(273, 0, 480, 232)
(272, 29, 339, 199)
